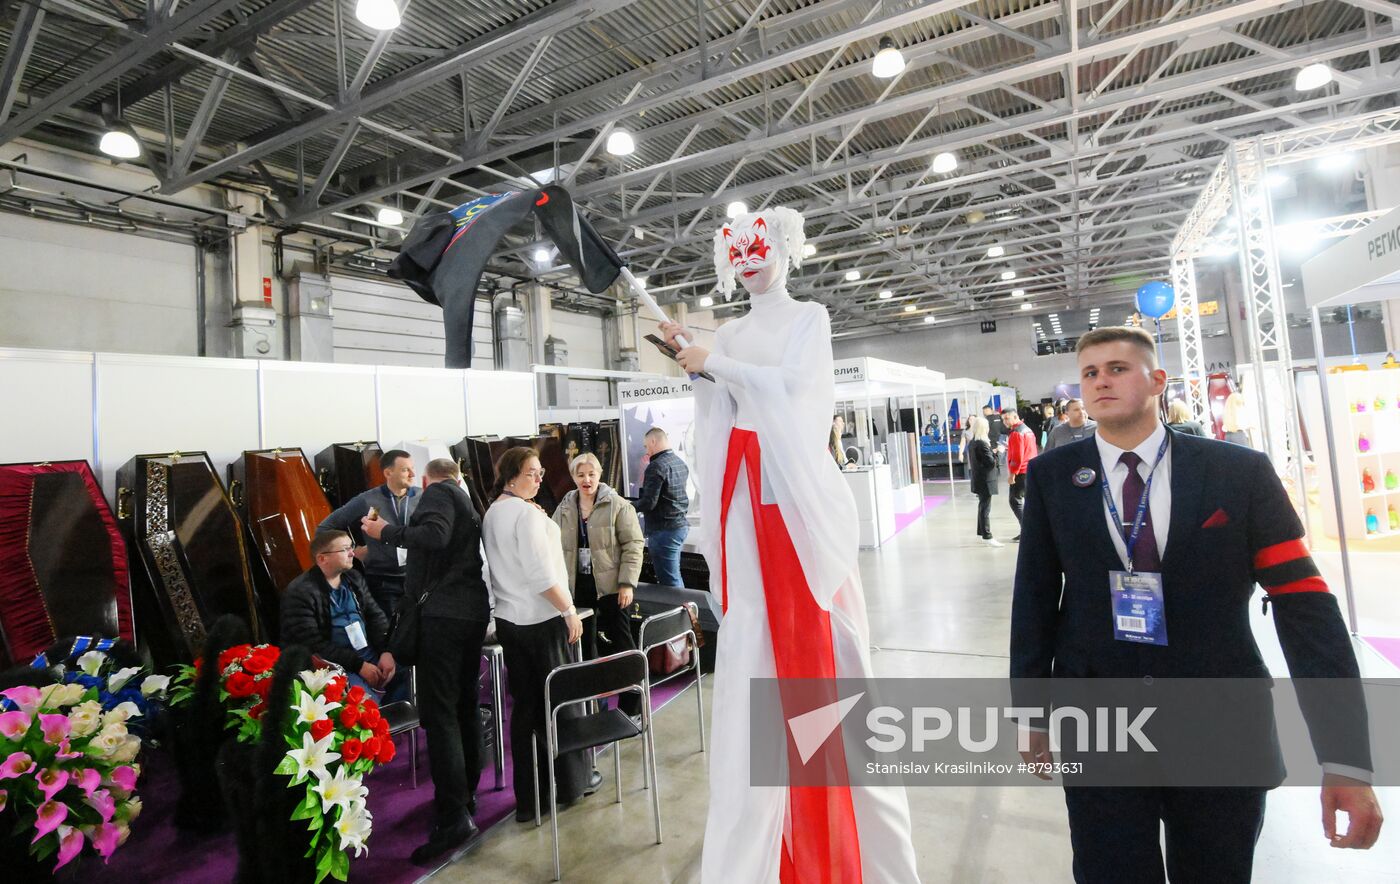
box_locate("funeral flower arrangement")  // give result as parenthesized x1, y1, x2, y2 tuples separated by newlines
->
(0, 638, 167, 871)
(169, 646, 395, 882)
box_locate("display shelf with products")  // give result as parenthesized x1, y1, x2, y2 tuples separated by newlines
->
(1309, 366, 1400, 542)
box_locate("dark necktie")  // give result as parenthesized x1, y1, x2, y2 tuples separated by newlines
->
(1118, 451, 1161, 571)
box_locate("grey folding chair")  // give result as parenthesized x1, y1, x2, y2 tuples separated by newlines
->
(380, 666, 421, 788)
(638, 604, 706, 754)
(531, 649, 661, 881)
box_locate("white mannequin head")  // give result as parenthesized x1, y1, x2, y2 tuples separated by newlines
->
(713, 207, 806, 299)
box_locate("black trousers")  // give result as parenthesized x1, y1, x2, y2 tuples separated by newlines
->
(495, 617, 590, 811)
(577, 590, 641, 717)
(1064, 786, 1267, 884)
(975, 491, 992, 539)
(365, 572, 405, 618)
(1008, 475, 1026, 524)
(417, 616, 488, 829)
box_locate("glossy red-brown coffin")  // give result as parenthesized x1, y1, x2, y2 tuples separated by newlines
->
(507, 434, 571, 514)
(117, 452, 263, 663)
(314, 442, 383, 508)
(0, 461, 133, 667)
(229, 449, 331, 597)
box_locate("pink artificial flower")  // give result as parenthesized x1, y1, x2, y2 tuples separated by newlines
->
(76, 768, 102, 795)
(85, 788, 116, 822)
(0, 751, 35, 780)
(36, 768, 69, 801)
(0, 685, 42, 713)
(88, 822, 121, 862)
(32, 800, 68, 843)
(53, 824, 84, 871)
(0, 710, 31, 739)
(107, 766, 137, 793)
(37, 713, 71, 744)
(54, 739, 82, 761)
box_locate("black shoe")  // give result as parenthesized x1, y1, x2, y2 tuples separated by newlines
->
(411, 816, 479, 864)
(583, 768, 603, 796)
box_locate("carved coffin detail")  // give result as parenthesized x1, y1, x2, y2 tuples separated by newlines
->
(0, 461, 133, 667)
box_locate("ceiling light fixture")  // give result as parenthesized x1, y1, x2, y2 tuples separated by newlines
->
(355, 0, 402, 31)
(1294, 63, 1334, 92)
(533, 247, 551, 264)
(931, 152, 958, 175)
(699, 296, 714, 308)
(924, 315, 936, 324)
(99, 129, 141, 159)
(903, 304, 916, 313)
(872, 36, 906, 79)
(606, 128, 636, 156)
(986, 245, 1005, 258)
(1021, 303, 1032, 310)
(802, 243, 817, 258)
(878, 289, 893, 299)
(1001, 270, 1016, 281)
(845, 269, 861, 282)
(634, 227, 645, 241)
(1012, 288, 1026, 297)
(375, 206, 404, 226)
(726, 200, 748, 218)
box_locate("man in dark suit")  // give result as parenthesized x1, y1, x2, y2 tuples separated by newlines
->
(1011, 326, 1382, 882)
(363, 458, 490, 863)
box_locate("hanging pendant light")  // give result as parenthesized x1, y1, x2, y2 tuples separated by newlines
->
(100, 78, 141, 160)
(606, 128, 636, 156)
(355, 0, 401, 31)
(872, 37, 906, 79)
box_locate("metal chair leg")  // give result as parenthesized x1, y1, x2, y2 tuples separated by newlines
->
(491, 651, 506, 790)
(548, 734, 561, 881)
(410, 728, 419, 789)
(532, 735, 542, 828)
(613, 739, 622, 804)
(694, 660, 707, 754)
(646, 720, 662, 844)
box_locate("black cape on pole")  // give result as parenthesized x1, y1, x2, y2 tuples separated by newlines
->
(388, 185, 625, 369)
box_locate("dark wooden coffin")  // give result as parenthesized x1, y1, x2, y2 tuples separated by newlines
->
(314, 441, 383, 508)
(116, 452, 263, 663)
(507, 434, 572, 514)
(0, 461, 133, 667)
(227, 449, 331, 613)
(595, 419, 622, 489)
(451, 436, 506, 514)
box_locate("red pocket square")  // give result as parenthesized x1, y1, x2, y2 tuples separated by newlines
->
(1202, 508, 1230, 528)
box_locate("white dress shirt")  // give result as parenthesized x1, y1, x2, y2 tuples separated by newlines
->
(482, 496, 568, 626)
(1095, 421, 1172, 570)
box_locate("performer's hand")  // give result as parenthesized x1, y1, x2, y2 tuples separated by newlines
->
(659, 320, 687, 348)
(360, 515, 386, 540)
(617, 586, 634, 607)
(676, 345, 710, 374)
(1322, 773, 1383, 849)
(1018, 729, 1054, 781)
(352, 544, 369, 562)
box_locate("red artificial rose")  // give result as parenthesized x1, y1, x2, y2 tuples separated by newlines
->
(376, 737, 396, 764)
(249, 700, 267, 720)
(339, 705, 361, 729)
(360, 706, 382, 730)
(255, 676, 272, 698)
(347, 686, 366, 705)
(373, 718, 390, 740)
(219, 644, 252, 671)
(362, 698, 379, 716)
(323, 678, 346, 704)
(360, 736, 380, 760)
(341, 738, 363, 764)
(225, 671, 256, 698)
(242, 654, 273, 675)
(310, 719, 334, 742)
(193, 657, 203, 673)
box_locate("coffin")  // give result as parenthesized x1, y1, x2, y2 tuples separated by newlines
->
(313, 441, 384, 508)
(595, 419, 622, 489)
(227, 449, 331, 611)
(116, 452, 263, 663)
(451, 436, 505, 514)
(0, 461, 133, 667)
(507, 434, 571, 514)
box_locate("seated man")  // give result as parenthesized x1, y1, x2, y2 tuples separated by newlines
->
(282, 529, 397, 695)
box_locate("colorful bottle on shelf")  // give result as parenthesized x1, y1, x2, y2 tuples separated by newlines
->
(1378, 397, 1389, 411)
(1367, 509, 1380, 534)
(1390, 505, 1400, 531)
(1388, 470, 1399, 491)
(1363, 469, 1376, 493)
(1358, 433, 1372, 453)
(1355, 400, 1368, 413)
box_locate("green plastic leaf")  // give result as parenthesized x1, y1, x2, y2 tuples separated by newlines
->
(331, 847, 350, 880)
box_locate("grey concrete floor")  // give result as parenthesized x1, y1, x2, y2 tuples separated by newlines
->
(427, 482, 1400, 883)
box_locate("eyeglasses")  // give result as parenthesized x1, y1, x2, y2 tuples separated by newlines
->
(524, 469, 546, 479)
(321, 546, 355, 555)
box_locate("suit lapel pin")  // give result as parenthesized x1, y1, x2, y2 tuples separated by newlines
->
(1072, 467, 1097, 487)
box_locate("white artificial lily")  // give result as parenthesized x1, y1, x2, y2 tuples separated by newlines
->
(286, 731, 339, 783)
(76, 650, 107, 677)
(293, 691, 341, 725)
(312, 766, 368, 815)
(139, 675, 171, 698)
(107, 667, 142, 693)
(334, 800, 374, 856)
(298, 669, 335, 693)
(103, 702, 141, 724)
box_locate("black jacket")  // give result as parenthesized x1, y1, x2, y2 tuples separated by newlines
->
(317, 484, 419, 577)
(380, 480, 490, 621)
(967, 438, 998, 496)
(635, 449, 690, 532)
(280, 567, 389, 673)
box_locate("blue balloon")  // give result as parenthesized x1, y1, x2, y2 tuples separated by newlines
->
(1135, 280, 1175, 318)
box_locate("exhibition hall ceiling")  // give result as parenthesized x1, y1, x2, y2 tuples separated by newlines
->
(2, 0, 1398, 338)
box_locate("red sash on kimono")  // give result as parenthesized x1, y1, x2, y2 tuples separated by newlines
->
(719, 428, 863, 884)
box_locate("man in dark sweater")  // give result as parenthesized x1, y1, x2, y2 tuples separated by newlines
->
(362, 457, 489, 864)
(281, 530, 396, 692)
(318, 448, 419, 617)
(635, 427, 691, 587)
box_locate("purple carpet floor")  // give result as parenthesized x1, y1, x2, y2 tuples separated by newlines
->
(104, 672, 697, 883)
(891, 495, 949, 537)
(1363, 636, 1400, 673)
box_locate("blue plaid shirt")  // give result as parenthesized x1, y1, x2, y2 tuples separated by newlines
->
(635, 449, 690, 532)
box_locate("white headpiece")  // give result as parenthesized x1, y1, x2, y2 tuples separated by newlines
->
(713, 207, 807, 298)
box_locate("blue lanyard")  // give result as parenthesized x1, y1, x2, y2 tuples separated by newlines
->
(1099, 433, 1169, 573)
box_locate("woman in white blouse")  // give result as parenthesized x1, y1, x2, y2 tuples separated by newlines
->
(481, 446, 595, 821)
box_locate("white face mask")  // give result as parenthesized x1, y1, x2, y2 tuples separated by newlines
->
(723, 215, 787, 295)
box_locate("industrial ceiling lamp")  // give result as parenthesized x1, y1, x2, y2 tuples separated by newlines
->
(872, 37, 906, 79)
(699, 296, 715, 308)
(606, 127, 636, 156)
(375, 206, 404, 226)
(844, 269, 861, 282)
(878, 289, 893, 299)
(100, 79, 141, 160)
(1294, 63, 1333, 91)
(533, 246, 551, 264)
(802, 243, 817, 258)
(726, 200, 748, 218)
(924, 315, 936, 324)
(355, 0, 401, 31)
(986, 244, 1005, 258)
(1001, 270, 1016, 281)
(903, 304, 916, 313)
(931, 151, 958, 174)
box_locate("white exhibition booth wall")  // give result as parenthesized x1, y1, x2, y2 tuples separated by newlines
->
(0, 347, 539, 500)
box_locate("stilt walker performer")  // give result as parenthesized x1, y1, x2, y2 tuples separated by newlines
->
(660, 207, 921, 883)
